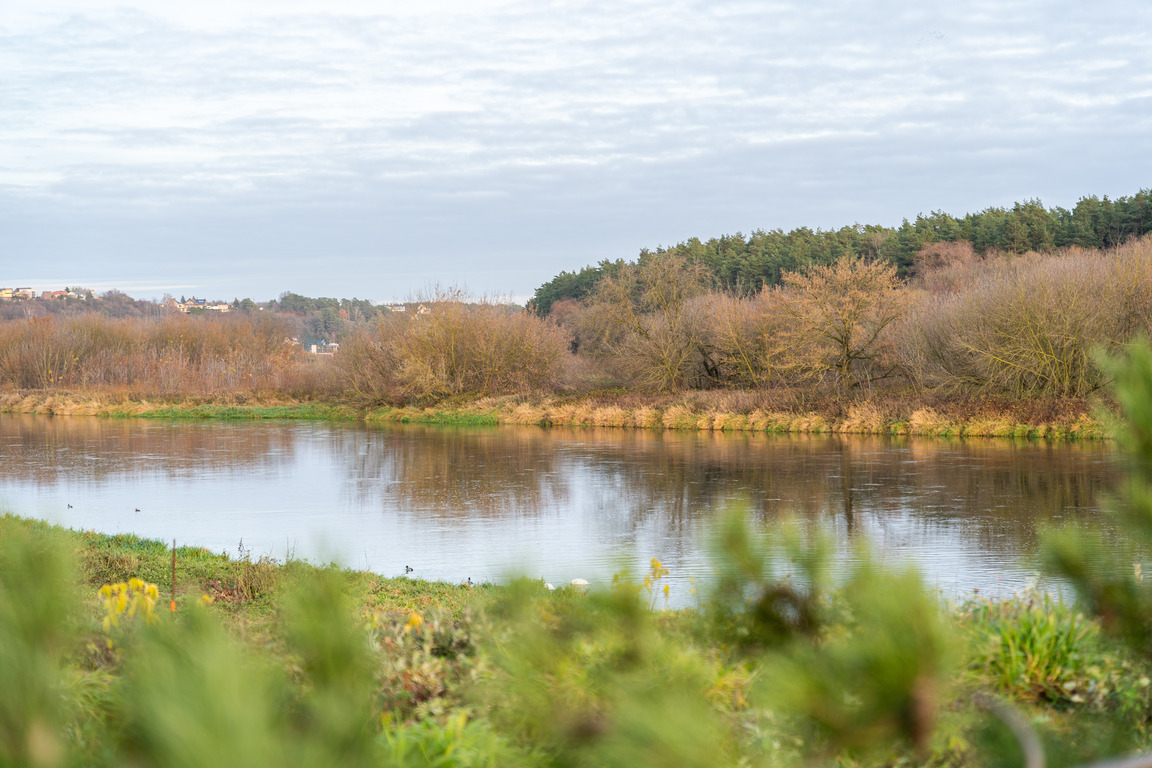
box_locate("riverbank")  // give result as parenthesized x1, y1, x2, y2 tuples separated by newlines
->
(3, 514, 1150, 767)
(0, 387, 1110, 438)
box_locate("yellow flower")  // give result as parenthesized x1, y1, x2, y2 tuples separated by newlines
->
(404, 613, 424, 634)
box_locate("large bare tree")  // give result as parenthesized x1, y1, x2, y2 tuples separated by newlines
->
(781, 255, 908, 390)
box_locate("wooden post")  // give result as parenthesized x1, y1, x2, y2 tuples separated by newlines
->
(170, 538, 176, 613)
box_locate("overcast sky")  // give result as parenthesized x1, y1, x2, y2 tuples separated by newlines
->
(1, 0, 1149, 303)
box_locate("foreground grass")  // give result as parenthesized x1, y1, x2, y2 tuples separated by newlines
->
(3, 514, 1151, 768)
(0, 387, 1110, 439)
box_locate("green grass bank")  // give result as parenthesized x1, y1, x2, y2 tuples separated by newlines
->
(3, 513, 1151, 768)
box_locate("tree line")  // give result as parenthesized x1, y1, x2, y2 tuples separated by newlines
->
(530, 188, 1152, 316)
(4, 229, 1152, 405)
(550, 235, 1152, 398)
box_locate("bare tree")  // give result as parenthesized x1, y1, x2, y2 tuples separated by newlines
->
(583, 252, 713, 391)
(705, 289, 792, 388)
(780, 255, 908, 390)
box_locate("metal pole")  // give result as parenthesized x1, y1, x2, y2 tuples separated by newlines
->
(170, 538, 176, 613)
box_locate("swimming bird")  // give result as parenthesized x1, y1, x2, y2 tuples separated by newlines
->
(135, 508, 140, 513)
(405, 565, 414, 574)
(466, 577, 473, 588)
(67, 504, 72, 509)
(570, 578, 590, 589)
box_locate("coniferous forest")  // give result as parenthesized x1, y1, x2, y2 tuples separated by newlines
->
(530, 190, 1152, 315)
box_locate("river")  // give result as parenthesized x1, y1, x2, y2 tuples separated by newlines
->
(0, 413, 1124, 603)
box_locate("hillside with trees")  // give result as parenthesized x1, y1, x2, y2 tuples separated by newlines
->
(5, 188, 1152, 435)
(530, 189, 1152, 316)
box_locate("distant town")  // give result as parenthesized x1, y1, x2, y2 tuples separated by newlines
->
(0, 287, 91, 301)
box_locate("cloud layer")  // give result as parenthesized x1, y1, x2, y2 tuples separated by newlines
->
(1, 0, 1149, 300)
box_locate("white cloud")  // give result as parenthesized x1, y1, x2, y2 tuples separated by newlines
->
(0, 0, 1149, 300)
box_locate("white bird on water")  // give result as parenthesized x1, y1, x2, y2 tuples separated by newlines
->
(570, 578, 590, 589)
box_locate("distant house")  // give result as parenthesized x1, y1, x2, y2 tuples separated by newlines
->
(385, 304, 407, 313)
(172, 297, 216, 313)
(309, 342, 340, 355)
(13, 287, 35, 300)
(0, 288, 12, 300)
(41, 290, 66, 300)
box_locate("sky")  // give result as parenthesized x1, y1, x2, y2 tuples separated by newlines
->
(1, 0, 1150, 304)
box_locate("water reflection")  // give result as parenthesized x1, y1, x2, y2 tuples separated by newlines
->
(0, 414, 1122, 601)
(0, 413, 297, 485)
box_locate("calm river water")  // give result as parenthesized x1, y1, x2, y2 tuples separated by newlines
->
(0, 413, 1124, 603)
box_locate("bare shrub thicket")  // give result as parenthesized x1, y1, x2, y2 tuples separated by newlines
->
(778, 255, 909, 390)
(580, 253, 714, 391)
(898, 237, 1152, 396)
(570, 254, 908, 392)
(911, 240, 983, 293)
(704, 290, 791, 388)
(339, 289, 568, 402)
(0, 313, 320, 397)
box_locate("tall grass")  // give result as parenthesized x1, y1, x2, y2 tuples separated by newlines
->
(960, 590, 1105, 705)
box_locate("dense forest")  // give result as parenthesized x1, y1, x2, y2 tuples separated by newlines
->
(530, 189, 1152, 315)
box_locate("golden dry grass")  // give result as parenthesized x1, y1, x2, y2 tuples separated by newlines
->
(0, 386, 1106, 440)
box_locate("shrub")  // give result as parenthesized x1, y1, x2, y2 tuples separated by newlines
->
(901, 238, 1152, 396)
(0, 313, 317, 397)
(705, 290, 790, 388)
(580, 253, 714, 391)
(339, 289, 569, 402)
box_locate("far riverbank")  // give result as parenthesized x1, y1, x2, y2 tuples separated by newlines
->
(0, 388, 1109, 439)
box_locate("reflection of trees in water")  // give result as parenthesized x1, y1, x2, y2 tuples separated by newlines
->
(0, 414, 1122, 559)
(0, 413, 296, 486)
(334, 424, 572, 518)
(343, 425, 1120, 556)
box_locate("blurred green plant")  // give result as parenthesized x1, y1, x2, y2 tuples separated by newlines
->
(705, 512, 832, 652)
(474, 576, 732, 768)
(0, 524, 74, 768)
(758, 559, 954, 761)
(1046, 339, 1152, 650)
(368, 606, 478, 723)
(379, 711, 533, 767)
